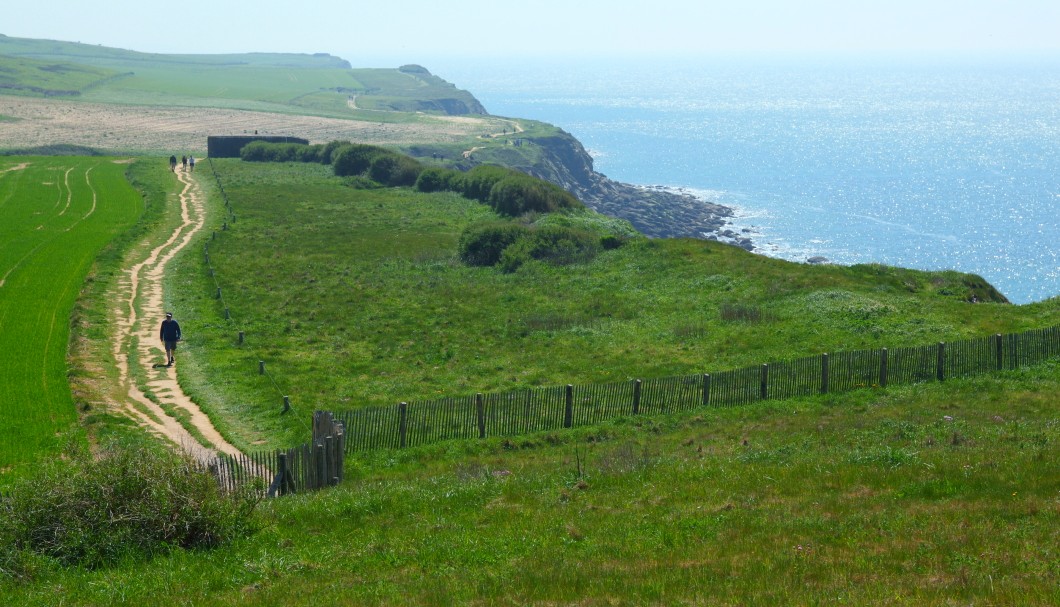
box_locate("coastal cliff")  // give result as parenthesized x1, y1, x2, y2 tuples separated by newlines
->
(455, 128, 748, 247)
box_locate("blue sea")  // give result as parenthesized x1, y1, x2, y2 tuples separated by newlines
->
(430, 55, 1060, 304)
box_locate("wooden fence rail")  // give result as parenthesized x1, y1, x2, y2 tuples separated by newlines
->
(333, 326, 1059, 454)
(208, 326, 1058, 496)
(205, 411, 345, 497)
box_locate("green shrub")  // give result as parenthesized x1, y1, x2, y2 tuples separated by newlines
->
(458, 222, 531, 266)
(415, 167, 458, 193)
(320, 140, 352, 164)
(460, 165, 515, 202)
(240, 142, 323, 163)
(239, 140, 273, 162)
(332, 144, 393, 177)
(488, 174, 581, 216)
(0, 446, 260, 573)
(498, 225, 601, 273)
(294, 144, 324, 163)
(369, 154, 423, 187)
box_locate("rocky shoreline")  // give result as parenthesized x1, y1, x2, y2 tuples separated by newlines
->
(511, 131, 752, 249)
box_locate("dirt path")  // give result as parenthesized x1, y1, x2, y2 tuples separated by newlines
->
(462, 118, 524, 158)
(111, 169, 241, 462)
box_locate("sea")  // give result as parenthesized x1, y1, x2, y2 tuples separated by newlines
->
(426, 54, 1060, 305)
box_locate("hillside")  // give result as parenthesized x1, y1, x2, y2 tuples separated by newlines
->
(131, 158, 1052, 451)
(1, 34, 738, 242)
(0, 34, 483, 116)
(2, 154, 1057, 604)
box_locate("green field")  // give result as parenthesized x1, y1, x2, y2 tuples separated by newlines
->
(0, 35, 484, 120)
(0, 157, 141, 467)
(167, 159, 1059, 452)
(0, 155, 1054, 604)
(2, 365, 1057, 605)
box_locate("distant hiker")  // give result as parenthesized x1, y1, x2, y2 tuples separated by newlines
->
(181, 155, 188, 171)
(189, 155, 196, 172)
(160, 312, 182, 367)
(169, 155, 177, 172)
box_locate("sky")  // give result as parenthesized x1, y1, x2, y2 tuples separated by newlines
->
(5, 0, 1060, 65)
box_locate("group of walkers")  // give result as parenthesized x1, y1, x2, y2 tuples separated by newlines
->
(167, 154, 197, 172)
(162, 151, 195, 365)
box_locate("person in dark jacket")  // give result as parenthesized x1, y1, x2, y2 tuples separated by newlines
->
(159, 312, 182, 366)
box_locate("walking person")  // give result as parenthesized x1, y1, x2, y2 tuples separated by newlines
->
(159, 312, 182, 367)
(181, 155, 188, 172)
(189, 155, 196, 172)
(169, 155, 177, 172)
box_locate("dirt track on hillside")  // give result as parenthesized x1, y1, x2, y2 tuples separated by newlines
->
(0, 95, 509, 154)
(110, 169, 240, 461)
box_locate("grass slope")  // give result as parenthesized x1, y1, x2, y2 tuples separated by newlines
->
(0, 55, 118, 96)
(168, 160, 1058, 451)
(0, 157, 142, 468)
(1, 365, 1057, 605)
(0, 35, 483, 120)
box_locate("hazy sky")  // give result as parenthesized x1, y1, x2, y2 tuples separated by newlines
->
(6, 0, 1060, 65)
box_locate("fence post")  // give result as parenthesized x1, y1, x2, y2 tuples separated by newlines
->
(259, 360, 265, 375)
(277, 452, 288, 496)
(282, 395, 290, 413)
(325, 435, 338, 486)
(702, 373, 711, 407)
(632, 379, 642, 415)
(995, 333, 1004, 370)
(224, 307, 230, 320)
(315, 443, 325, 491)
(563, 384, 574, 428)
(821, 353, 829, 394)
(216, 287, 222, 299)
(476, 393, 485, 439)
(936, 342, 946, 381)
(398, 402, 408, 448)
(879, 348, 888, 388)
(760, 364, 769, 400)
(238, 331, 244, 345)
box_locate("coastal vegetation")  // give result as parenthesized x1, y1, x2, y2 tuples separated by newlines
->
(0, 35, 1057, 605)
(165, 159, 1055, 452)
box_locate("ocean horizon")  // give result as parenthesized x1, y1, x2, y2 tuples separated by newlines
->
(426, 54, 1060, 305)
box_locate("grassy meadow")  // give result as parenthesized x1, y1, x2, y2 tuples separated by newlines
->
(0, 155, 1053, 605)
(0, 36, 483, 122)
(0, 157, 142, 468)
(2, 363, 1057, 605)
(167, 159, 1058, 453)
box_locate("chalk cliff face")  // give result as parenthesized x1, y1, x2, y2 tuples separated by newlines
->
(473, 129, 743, 245)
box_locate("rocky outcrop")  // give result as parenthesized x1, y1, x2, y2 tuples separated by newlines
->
(476, 129, 739, 244)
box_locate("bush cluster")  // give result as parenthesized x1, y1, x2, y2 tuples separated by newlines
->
(418, 165, 582, 217)
(0, 446, 260, 576)
(240, 140, 583, 216)
(241, 141, 327, 163)
(459, 221, 602, 272)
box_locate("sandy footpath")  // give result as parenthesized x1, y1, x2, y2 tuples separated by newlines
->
(110, 168, 240, 461)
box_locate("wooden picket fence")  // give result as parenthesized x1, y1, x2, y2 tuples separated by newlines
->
(207, 411, 345, 497)
(335, 326, 1060, 453)
(205, 326, 1057, 496)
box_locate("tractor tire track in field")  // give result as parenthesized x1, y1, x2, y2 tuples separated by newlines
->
(112, 169, 241, 462)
